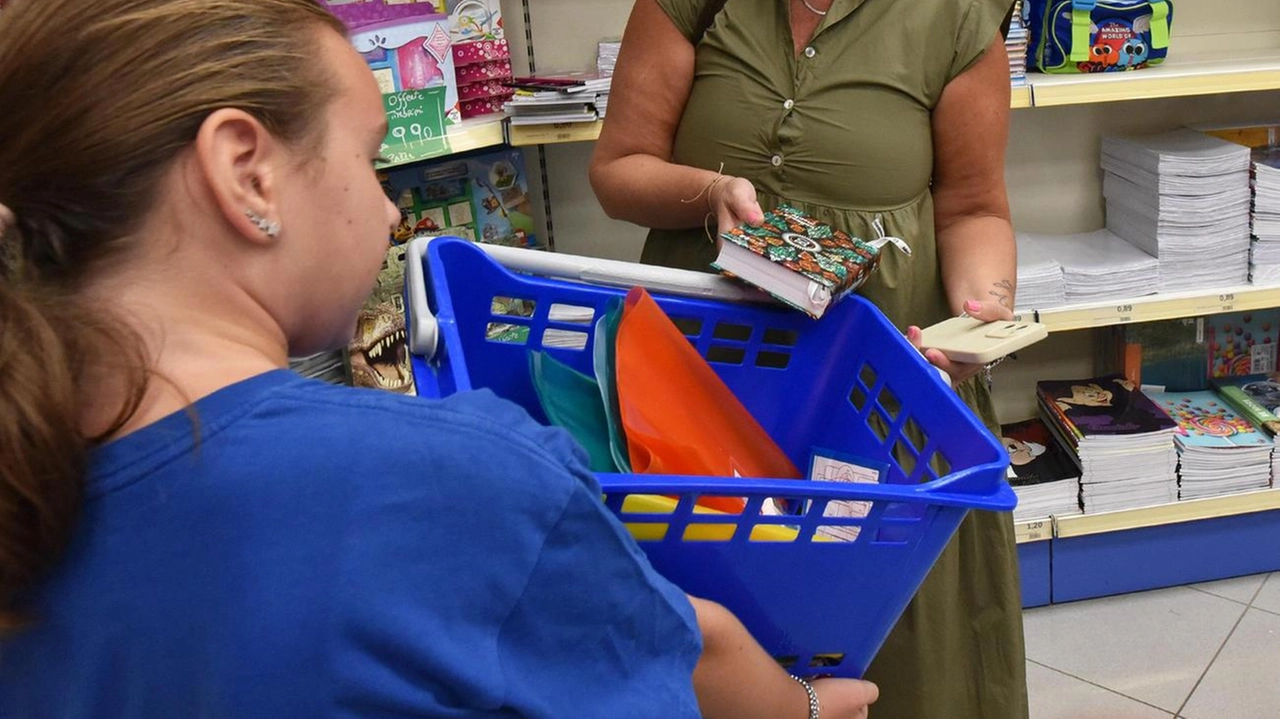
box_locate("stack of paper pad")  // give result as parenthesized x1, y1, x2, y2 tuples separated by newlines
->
(1014, 232, 1066, 308)
(1250, 147, 1280, 285)
(1102, 130, 1252, 292)
(1017, 230, 1159, 303)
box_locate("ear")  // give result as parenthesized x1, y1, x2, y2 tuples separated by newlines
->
(193, 108, 287, 246)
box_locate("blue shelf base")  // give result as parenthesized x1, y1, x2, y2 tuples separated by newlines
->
(1052, 509, 1280, 604)
(1018, 541, 1052, 608)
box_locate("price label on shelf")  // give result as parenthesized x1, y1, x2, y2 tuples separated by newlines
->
(1015, 519, 1051, 543)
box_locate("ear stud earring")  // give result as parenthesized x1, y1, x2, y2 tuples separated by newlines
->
(245, 209, 281, 238)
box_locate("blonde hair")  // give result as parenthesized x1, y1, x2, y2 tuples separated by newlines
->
(0, 0, 346, 629)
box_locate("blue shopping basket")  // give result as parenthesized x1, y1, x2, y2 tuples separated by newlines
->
(406, 237, 1014, 679)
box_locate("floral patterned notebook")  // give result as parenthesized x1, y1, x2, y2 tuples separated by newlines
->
(712, 203, 909, 318)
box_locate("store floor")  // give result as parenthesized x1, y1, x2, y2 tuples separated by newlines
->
(1024, 572, 1280, 718)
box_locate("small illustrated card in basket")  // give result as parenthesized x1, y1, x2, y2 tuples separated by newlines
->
(713, 203, 911, 319)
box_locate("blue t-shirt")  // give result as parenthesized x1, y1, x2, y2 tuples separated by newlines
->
(0, 371, 702, 718)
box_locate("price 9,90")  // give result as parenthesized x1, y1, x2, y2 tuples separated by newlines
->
(392, 123, 437, 145)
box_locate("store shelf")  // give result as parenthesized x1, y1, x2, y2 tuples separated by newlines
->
(1019, 283, 1280, 332)
(1054, 487, 1280, 539)
(377, 118, 506, 169)
(1028, 49, 1280, 107)
(1010, 85, 1032, 109)
(507, 120, 603, 147)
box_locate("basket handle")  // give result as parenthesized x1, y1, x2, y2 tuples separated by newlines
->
(596, 472, 1016, 512)
(404, 236, 774, 360)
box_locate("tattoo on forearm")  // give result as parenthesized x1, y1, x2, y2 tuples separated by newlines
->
(989, 279, 1013, 309)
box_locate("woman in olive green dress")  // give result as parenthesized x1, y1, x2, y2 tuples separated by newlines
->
(590, 0, 1028, 717)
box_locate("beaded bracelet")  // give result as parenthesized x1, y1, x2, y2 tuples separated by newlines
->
(792, 675, 820, 719)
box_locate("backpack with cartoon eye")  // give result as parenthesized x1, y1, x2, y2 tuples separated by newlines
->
(1026, 0, 1174, 74)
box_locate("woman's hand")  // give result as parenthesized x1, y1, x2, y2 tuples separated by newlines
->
(906, 299, 1014, 385)
(811, 677, 880, 719)
(710, 175, 765, 244)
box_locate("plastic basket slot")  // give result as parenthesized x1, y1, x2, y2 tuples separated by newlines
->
(670, 316, 704, 338)
(754, 350, 791, 369)
(903, 416, 928, 456)
(539, 328, 589, 351)
(892, 438, 919, 480)
(815, 525, 864, 542)
(868, 410, 890, 444)
(547, 303, 595, 325)
(877, 386, 902, 421)
(776, 656, 799, 669)
(484, 322, 529, 345)
(858, 363, 878, 391)
(712, 321, 753, 342)
(490, 296, 536, 318)
(705, 345, 746, 365)
(808, 653, 847, 669)
(848, 385, 869, 412)
(930, 451, 953, 479)
(682, 523, 739, 542)
(762, 327, 799, 347)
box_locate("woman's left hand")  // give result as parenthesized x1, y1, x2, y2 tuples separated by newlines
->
(906, 299, 1015, 385)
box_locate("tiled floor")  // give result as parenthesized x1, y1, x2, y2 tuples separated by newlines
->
(1024, 573, 1280, 719)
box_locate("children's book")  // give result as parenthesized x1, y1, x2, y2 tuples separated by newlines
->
(378, 148, 538, 249)
(322, 0, 461, 124)
(712, 204, 910, 319)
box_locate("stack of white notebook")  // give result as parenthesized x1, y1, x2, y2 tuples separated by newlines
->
(1014, 232, 1066, 308)
(1102, 130, 1252, 292)
(1017, 230, 1158, 303)
(1251, 147, 1280, 285)
(1007, 0, 1028, 89)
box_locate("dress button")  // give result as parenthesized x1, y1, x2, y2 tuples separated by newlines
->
(771, 154, 783, 167)
(803, 46, 816, 58)
(783, 99, 795, 110)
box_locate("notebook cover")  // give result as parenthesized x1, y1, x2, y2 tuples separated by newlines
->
(1035, 375, 1177, 437)
(1000, 418, 1083, 484)
(1148, 390, 1274, 448)
(715, 204, 879, 299)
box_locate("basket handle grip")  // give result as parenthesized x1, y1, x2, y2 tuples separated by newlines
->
(405, 236, 441, 360)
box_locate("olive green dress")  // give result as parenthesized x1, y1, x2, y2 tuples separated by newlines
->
(643, 0, 1028, 716)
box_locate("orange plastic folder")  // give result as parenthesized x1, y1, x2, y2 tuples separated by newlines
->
(615, 288, 801, 513)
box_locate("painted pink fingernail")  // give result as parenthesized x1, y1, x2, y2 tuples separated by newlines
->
(965, 300, 981, 313)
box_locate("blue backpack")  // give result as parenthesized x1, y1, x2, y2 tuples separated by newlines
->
(1026, 0, 1173, 73)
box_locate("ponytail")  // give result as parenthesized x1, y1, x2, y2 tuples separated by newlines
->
(0, 272, 85, 630)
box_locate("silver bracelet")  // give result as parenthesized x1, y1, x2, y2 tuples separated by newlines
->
(792, 675, 820, 719)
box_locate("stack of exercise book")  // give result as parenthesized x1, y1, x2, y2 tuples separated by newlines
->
(1147, 390, 1274, 500)
(1037, 375, 1178, 514)
(999, 417, 1082, 521)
